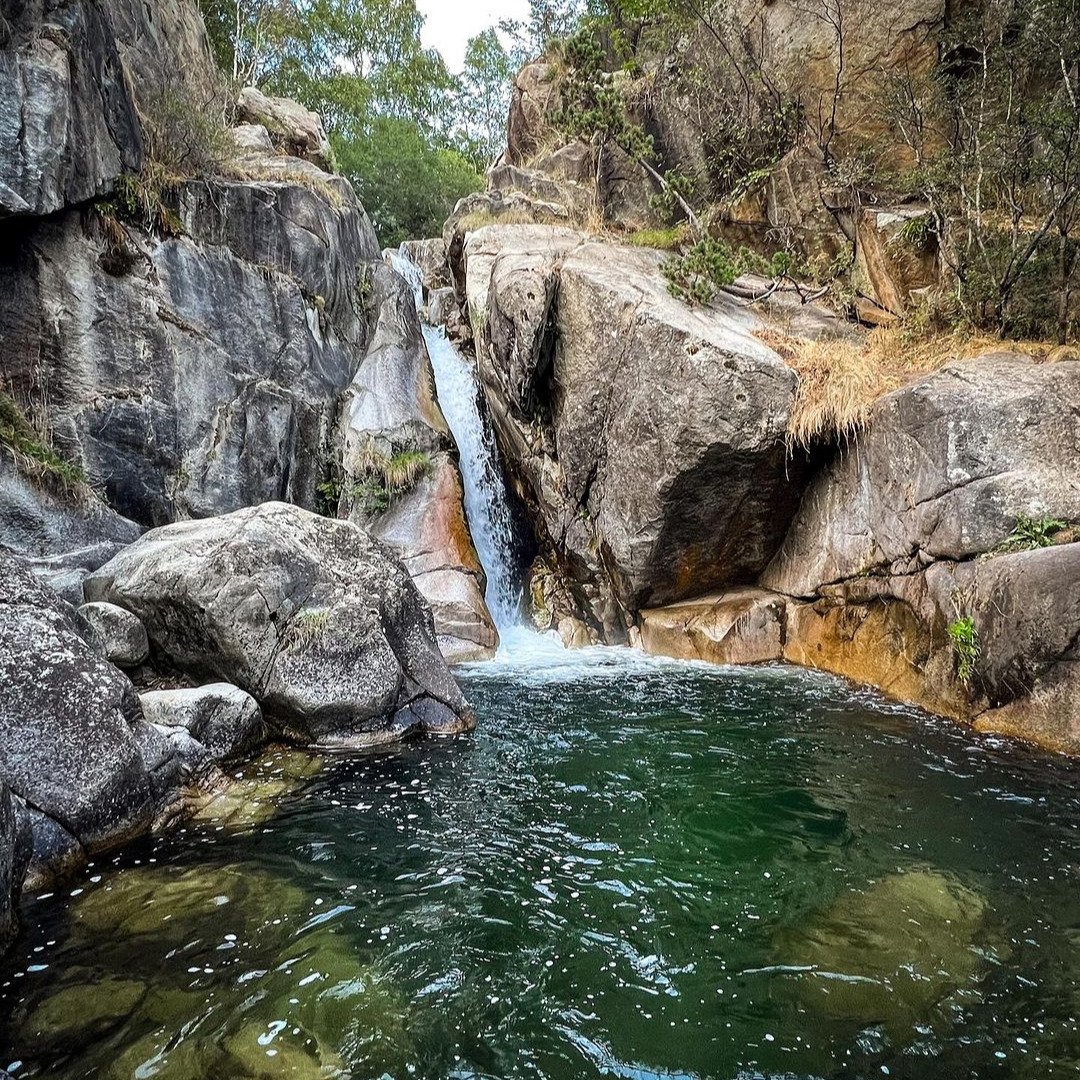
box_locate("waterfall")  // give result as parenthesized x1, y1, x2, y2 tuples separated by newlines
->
(388, 248, 526, 635)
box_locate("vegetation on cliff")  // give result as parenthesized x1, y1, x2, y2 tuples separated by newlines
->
(511, 0, 1080, 344)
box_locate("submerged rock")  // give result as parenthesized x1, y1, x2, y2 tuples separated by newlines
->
(776, 869, 994, 1035)
(85, 503, 473, 747)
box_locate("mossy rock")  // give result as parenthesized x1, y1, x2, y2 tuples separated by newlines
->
(775, 868, 998, 1035)
(19, 974, 147, 1048)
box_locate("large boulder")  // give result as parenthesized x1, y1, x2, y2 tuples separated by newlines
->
(763, 354, 1080, 597)
(464, 224, 804, 638)
(0, 549, 180, 875)
(85, 503, 474, 747)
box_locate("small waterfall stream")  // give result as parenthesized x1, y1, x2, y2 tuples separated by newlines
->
(389, 248, 552, 655)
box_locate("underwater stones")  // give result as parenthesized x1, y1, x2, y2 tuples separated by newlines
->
(78, 601, 149, 668)
(776, 869, 993, 1035)
(85, 503, 473, 747)
(140, 683, 265, 765)
(18, 975, 147, 1048)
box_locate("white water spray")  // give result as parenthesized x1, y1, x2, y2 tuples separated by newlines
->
(389, 248, 530, 637)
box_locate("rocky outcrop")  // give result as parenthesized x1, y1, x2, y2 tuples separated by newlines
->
(762, 354, 1080, 597)
(235, 86, 333, 169)
(462, 223, 805, 640)
(372, 455, 497, 662)
(0, 550, 182, 885)
(0, 0, 216, 218)
(641, 353, 1080, 754)
(85, 503, 474, 746)
(334, 258, 498, 661)
(0, 165, 379, 529)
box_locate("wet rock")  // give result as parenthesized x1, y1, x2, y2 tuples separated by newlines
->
(78, 601, 149, 668)
(24, 808, 85, 890)
(777, 869, 993, 1035)
(85, 503, 473, 747)
(139, 683, 265, 764)
(372, 454, 498, 663)
(639, 589, 787, 665)
(0, 782, 28, 953)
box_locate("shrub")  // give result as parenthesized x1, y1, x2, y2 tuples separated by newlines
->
(1007, 514, 1068, 550)
(947, 617, 980, 686)
(0, 391, 87, 495)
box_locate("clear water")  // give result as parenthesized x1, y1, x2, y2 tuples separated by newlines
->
(3, 655, 1079, 1079)
(388, 248, 523, 629)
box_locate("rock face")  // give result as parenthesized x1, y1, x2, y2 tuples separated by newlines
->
(641, 353, 1080, 754)
(0, 550, 181, 880)
(0, 168, 379, 529)
(334, 257, 498, 661)
(763, 354, 1080, 597)
(462, 224, 804, 640)
(236, 86, 333, 169)
(0, 0, 215, 218)
(86, 503, 474, 746)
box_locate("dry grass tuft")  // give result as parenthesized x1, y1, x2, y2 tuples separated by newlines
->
(458, 208, 548, 233)
(756, 325, 1049, 450)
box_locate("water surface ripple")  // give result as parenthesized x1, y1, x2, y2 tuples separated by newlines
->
(2, 658, 1079, 1078)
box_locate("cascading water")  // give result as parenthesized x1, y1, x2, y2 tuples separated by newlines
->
(389, 247, 557, 657)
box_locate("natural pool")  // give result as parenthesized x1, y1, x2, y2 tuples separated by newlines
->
(2, 650, 1079, 1079)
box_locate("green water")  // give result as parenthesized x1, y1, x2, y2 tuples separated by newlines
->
(2, 653, 1079, 1078)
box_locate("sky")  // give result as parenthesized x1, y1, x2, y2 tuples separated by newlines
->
(417, 0, 530, 71)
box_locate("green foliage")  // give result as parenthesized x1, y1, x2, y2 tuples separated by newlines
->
(1008, 514, 1068, 550)
(553, 22, 655, 163)
(457, 29, 516, 168)
(947, 617, 980, 686)
(662, 237, 739, 304)
(320, 445, 432, 519)
(0, 391, 87, 494)
(624, 224, 689, 250)
(335, 118, 481, 248)
(96, 174, 183, 238)
(661, 238, 784, 304)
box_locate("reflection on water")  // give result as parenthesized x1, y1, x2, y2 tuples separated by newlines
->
(2, 658, 1079, 1078)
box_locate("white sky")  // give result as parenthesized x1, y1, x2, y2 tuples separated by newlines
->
(417, 0, 530, 72)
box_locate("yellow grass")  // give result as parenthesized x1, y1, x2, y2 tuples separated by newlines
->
(755, 325, 1051, 449)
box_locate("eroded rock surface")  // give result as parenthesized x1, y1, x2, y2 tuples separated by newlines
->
(86, 503, 473, 746)
(140, 683, 266, 765)
(463, 224, 804, 639)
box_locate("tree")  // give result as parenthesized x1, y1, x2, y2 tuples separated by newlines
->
(456, 29, 515, 168)
(335, 116, 481, 247)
